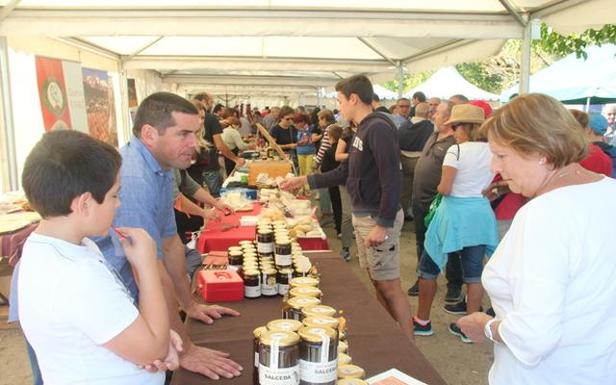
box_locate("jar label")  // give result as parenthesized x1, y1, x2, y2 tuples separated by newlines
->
(299, 359, 337, 383)
(258, 242, 274, 254)
(275, 254, 292, 266)
(245, 285, 261, 298)
(254, 352, 259, 368)
(277, 283, 289, 295)
(262, 282, 278, 296)
(258, 364, 300, 385)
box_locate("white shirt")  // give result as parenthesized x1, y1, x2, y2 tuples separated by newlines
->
(18, 233, 164, 385)
(222, 127, 249, 151)
(483, 178, 616, 385)
(443, 141, 494, 197)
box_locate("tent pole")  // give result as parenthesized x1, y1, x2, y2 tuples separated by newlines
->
(519, 21, 532, 94)
(0, 36, 18, 191)
(397, 64, 404, 98)
(117, 59, 131, 145)
(585, 97, 590, 112)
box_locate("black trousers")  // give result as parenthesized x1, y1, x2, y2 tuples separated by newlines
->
(328, 186, 342, 234)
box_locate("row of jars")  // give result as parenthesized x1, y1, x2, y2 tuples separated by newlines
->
(227, 241, 316, 299)
(253, 306, 365, 385)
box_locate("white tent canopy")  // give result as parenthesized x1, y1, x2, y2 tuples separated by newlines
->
(500, 44, 616, 104)
(1, 0, 615, 191)
(405, 66, 498, 101)
(1, 0, 614, 95)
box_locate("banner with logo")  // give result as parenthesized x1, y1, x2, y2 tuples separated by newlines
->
(35, 56, 72, 131)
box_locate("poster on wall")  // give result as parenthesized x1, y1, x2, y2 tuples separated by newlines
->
(35, 56, 72, 131)
(62, 60, 88, 133)
(82, 67, 118, 147)
(127, 78, 138, 108)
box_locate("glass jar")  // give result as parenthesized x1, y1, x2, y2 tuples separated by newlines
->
(239, 240, 254, 248)
(257, 229, 274, 257)
(228, 246, 243, 254)
(289, 286, 322, 299)
(253, 326, 268, 385)
(228, 250, 243, 268)
(337, 353, 352, 366)
(261, 268, 278, 297)
(244, 269, 261, 298)
(302, 316, 339, 331)
(298, 326, 338, 385)
(267, 319, 303, 333)
(336, 379, 367, 385)
(258, 331, 300, 385)
(283, 296, 321, 321)
(337, 340, 348, 355)
(275, 240, 292, 268)
(337, 365, 365, 380)
(277, 268, 294, 296)
(289, 277, 319, 288)
(302, 305, 336, 319)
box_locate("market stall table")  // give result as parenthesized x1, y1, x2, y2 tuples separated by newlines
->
(196, 203, 329, 252)
(171, 252, 446, 385)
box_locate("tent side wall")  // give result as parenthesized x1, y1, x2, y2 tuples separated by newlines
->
(2, 37, 125, 192)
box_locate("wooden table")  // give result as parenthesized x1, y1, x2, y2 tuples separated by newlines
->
(171, 252, 446, 385)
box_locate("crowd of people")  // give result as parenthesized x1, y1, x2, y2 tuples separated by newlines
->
(7, 73, 616, 385)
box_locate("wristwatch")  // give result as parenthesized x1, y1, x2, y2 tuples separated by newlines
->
(484, 318, 498, 343)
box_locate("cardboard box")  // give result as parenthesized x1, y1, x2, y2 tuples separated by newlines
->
(247, 160, 292, 186)
(196, 270, 244, 302)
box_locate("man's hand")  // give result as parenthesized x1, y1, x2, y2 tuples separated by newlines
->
(457, 312, 492, 343)
(180, 344, 243, 380)
(202, 207, 222, 221)
(142, 330, 183, 372)
(215, 201, 234, 215)
(185, 302, 240, 324)
(364, 225, 388, 248)
(235, 158, 246, 167)
(279, 176, 307, 192)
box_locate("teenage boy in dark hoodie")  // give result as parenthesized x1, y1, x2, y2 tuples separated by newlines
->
(281, 75, 413, 338)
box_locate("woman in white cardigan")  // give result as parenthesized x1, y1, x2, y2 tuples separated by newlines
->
(458, 93, 616, 384)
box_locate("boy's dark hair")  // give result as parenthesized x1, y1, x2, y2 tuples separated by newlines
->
(335, 75, 373, 105)
(372, 93, 380, 103)
(412, 91, 427, 102)
(22, 130, 122, 218)
(132, 92, 198, 137)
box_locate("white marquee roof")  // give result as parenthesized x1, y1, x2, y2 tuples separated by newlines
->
(1, 0, 613, 96)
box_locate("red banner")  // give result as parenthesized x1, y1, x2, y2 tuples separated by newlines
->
(35, 56, 72, 131)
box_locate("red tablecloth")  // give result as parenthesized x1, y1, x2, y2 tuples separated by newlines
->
(196, 203, 329, 252)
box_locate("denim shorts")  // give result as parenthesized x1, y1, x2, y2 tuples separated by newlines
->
(418, 245, 486, 283)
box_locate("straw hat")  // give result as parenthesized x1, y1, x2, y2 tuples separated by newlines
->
(445, 104, 485, 125)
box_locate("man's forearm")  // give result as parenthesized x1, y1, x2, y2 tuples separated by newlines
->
(158, 260, 191, 344)
(179, 194, 207, 218)
(192, 188, 218, 207)
(162, 236, 194, 309)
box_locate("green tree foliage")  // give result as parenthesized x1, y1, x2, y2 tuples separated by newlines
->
(455, 62, 503, 94)
(537, 24, 616, 59)
(381, 24, 615, 95)
(382, 70, 433, 94)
